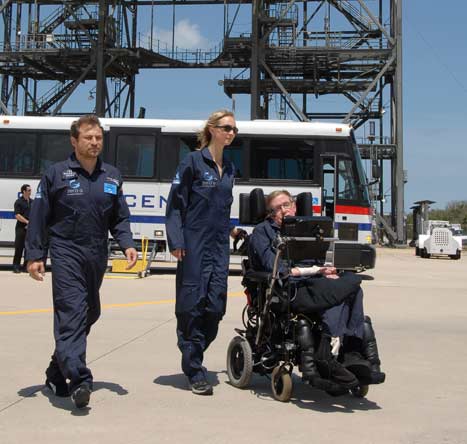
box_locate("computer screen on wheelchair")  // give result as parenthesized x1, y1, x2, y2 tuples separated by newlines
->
(280, 215, 333, 263)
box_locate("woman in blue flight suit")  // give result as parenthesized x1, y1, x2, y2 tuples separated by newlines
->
(166, 110, 238, 395)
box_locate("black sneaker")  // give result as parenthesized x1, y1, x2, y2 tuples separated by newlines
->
(316, 357, 359, 389)
(45, 379, 70, 397)
(12, 267, 21, 274)
(189, 380, 213, 396)
(71, 383, 91, 409)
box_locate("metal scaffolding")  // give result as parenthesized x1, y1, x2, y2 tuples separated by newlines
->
(0, 0, 404, 243)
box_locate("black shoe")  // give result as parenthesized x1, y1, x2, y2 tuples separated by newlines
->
(12, 267, 21, 274)
(71, 383, 91, 409)
(45, 379, 70, 397)
(189, 380, 213, 396)
(343, 352, 372, 381)
(316, 357, 359, 389)
(369, 364, 386, 384)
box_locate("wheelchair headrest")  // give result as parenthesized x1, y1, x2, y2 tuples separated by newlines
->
(295, 192, 314, 217)
(239, 188, 266, 224)
(239, 189, 314, 225)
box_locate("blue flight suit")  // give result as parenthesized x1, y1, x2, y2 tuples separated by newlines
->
(166, 148, 234, 383)
(25, 153, 135, 392)
(249, 218, 364, 340)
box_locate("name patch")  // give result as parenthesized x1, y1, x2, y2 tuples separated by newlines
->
(62, 169, 78, 180)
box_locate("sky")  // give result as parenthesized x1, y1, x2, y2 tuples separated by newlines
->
(2, 0, 467, 211)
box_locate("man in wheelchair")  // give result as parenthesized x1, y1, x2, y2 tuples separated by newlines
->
(247, 189, 385, 390)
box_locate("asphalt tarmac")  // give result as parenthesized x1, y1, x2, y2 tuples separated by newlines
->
(0, 247, 466, 444)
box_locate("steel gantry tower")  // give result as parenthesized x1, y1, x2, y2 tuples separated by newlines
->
(0, 0, 404, 243)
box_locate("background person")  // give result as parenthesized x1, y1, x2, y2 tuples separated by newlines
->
(165, 110, 237, 396)
(26, 115, 137, 409)
(12, 184, 33, 273)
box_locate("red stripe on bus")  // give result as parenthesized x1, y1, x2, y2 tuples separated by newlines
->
(335, 205, 372, 215)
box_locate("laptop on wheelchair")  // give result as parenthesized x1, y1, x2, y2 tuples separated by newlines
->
(280, 216, 334, 263)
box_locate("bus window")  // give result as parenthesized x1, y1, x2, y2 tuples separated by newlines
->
(0, 132, 36, 175)
(179, 137, 196, 161)
(251, 140, 313, 180)
(178, 136, 245, 179)
(223, 138, 244, 178)
(116, 134, 156, 178)
(337, 159, 361, 201)
(39, 133, 72, 173)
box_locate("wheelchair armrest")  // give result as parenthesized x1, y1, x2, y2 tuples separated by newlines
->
(243, 269, 271, 284)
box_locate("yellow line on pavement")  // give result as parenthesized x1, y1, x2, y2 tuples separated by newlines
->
(0, 291, 245, 316)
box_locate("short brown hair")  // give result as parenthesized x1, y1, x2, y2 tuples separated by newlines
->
(197, 109, 235, 148)
(70, 115, 103, 139)
(266, 190, 293, 210)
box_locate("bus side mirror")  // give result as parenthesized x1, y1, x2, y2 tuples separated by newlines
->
(371, 159, 381, 180)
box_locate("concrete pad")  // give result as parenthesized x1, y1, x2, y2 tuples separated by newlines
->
(0, 248, 466, 444)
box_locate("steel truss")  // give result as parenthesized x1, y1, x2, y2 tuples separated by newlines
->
(0, 0, 404, 243)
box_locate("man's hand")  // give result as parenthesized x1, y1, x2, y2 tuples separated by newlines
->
(230, 227, 247, 240)
(125, 247, 138, 270)
(320, 266, 339, 279)
(171, 248, 185, 261)
(27, 260, 45, 281)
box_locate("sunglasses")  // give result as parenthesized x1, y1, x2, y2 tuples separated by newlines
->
(215, 125, 239, 135)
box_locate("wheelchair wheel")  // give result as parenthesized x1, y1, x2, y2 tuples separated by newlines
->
(226, 336, 253, 389)
(271, 365, 293, 402)
(350, 385, 369, 398)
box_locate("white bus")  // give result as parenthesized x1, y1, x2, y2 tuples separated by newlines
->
(0, 116, 375, 270)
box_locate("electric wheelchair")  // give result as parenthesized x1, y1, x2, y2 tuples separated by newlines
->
(226, 188, 374, 402)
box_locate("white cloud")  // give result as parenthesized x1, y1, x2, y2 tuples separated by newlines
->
(153, 19, 210, 50)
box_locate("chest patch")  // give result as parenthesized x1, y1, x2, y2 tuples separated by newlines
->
(201, 171, 217, 188)
(104, 182, 117, 195)
(66, 179, 84, 195)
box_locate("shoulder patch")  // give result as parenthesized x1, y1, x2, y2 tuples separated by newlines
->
(172, 171, 181, 185)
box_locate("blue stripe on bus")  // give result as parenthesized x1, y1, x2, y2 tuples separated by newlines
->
(0, 211, 241, 227)
(130, 214, 240, 225)
(0, 211, 16, 219)
(335, 222, 372, 231)
(0, 211, 370, 231)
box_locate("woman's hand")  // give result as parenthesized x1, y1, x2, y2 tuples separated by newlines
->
(171, 248, 186, 261)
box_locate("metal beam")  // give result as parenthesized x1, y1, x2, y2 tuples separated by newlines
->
(394, 0, 404, 243)
(342, 53, 395, 123)
(52, 60, 95, 115)
(356, 0, 394, 45)
(260, 58, 308, 121)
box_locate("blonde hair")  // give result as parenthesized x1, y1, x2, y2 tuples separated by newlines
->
(266, 190, 293, 211)
(197, 109, 235, 148)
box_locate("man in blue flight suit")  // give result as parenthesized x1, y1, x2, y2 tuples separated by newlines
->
(26, 115, 137, 409)
(165, 111, 237, 395)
